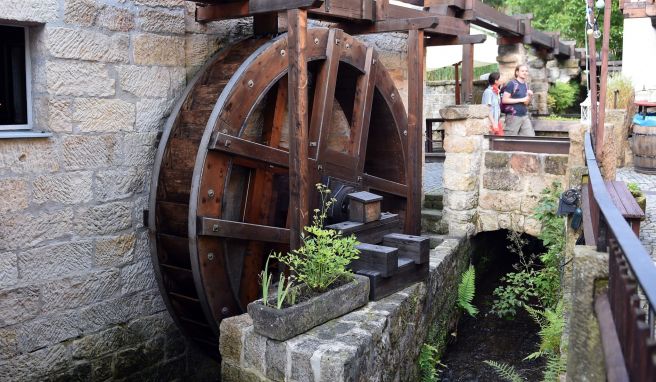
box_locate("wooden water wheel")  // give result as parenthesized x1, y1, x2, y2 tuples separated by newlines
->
(148, 27, 411, 355)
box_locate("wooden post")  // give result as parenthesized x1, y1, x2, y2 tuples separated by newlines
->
(597, 0, 613, 175)
(461, 43, 474, 104)
(587, 0, 599, 159)
(406, 29, 424, 235)
(453, 62, 461, 105)
(287, 9, 310, 250)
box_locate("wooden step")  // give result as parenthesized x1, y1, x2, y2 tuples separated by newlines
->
(383, 233, 430, 265)
(350, 243, 398, 277)
(326, 212, 401, 244)
(357, 262, 429, 301)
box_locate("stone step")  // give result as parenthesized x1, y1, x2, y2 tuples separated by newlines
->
(421, 209, 448, 234)
(423, 193, 443, 209)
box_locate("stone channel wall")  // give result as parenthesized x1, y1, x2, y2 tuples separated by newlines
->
(0, 1, 253, 380)
(219, 237, 470, 382)
(439, 105, 570, 238)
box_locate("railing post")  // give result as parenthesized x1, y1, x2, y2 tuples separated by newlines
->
(597, 216, 608, 253)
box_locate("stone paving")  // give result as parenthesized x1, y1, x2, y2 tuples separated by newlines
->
(423, 161, 444, 195)
(617, 167, 656, 258)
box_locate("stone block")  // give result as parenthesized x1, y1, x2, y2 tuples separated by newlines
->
(444, 190, 478, 211)
(136, 0, 185, 6)
(17, 311, 81, 352)
(0, 253, 18, 288)
(62, 134, 119, 170)
(70, 326, 124, 360)
(0, 179, 28, 213)
(95, 167, 147, 202)
(0, 286, 39, 327)
(118, 65, 171, 98)
(477, 210, 500, 232)
(90, 355, 113, 381)
(443, 135, 480, 154)
(439, 105, 489, 120)
(113, 337, 165, 379)
(123, 133, 158, 167)
(544, 155, 568, 175)
(73, 98, 135, 132)
(219, 314, 253, 363)
(47, 27, 129, 63)
(265, 338, 287, 381)
(186, 34, 210, 70)
(97, 6, 135, 32)
(520, 194, 541, 214)
(93, 234, 134, 271)
(524, 217, 542, 237)
(2, 0, 58, 23)
(136, 98, 172, 132)
(484, 151, 510, 169)
(0, 209, 73, 251)
(121, 258, 156, 294)
(0, 343, 69, 381)
(134, 34, 185, 66)
(139, 8, 185, 34)
(125, 312, 175, 345)
(75, 202, 132, 236)
(19, 241, 93, 281)
(288, 336, 325, 381)
(64, 0, 101, 26)
(0, 327, 18, 360)
(483, 170, 521, 191)
(41, 269, 120, 312)
(242, 328, 267, 374)
(443, 169, 477, 191)
(478, 190, 522, 212)
(32, 172, 93, 205)
(0, 139, 60, 174)
(46, 61, 115, 97)
(524, 175, 559, 194)
(47, 99, 73, 132)
(510, 153, 540, 173)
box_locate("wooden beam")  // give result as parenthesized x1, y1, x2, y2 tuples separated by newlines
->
(386, 5, 469, 36)
(353, 48, 378, 174)
(406, 28, 424, 235)
(287, 9, 310, 250)
(461, 43, 474, 104)
(199, 217, 290, 243)
(425, 34, 486, 46)
(210, 132, 289, 168)
(597, 0, 612, 165)
(337, 16, 439, 35)
(196, 0, 324, 21)
(587, 0, 599, 159)
(376, 0, 389, 21)
(253, 13, 278, 35)
(309, 0, 374, 21)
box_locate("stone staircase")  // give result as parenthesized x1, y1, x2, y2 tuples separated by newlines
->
(422, 192, 448, 239)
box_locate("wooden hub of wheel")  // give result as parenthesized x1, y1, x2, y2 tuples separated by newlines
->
(149, 28, 410, 355)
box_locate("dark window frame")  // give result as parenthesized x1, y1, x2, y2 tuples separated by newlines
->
(0, 24, 32, 131)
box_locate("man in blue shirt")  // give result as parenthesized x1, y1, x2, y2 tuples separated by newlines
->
(502, 64, 535, 136)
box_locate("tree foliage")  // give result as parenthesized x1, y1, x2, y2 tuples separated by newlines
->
(489, 0, 624, 58)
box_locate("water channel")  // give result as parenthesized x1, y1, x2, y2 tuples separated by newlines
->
(439, 230, 547, 382)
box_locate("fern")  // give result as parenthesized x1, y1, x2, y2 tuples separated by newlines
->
(483, 360, 525, 382)
(524, 302, 564, 361)
(457, 265, 478, 317)
(542, 353, 566, 382)
(418, 343, 440, 382)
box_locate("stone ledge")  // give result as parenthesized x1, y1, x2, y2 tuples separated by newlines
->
(220, 237, 468, 382)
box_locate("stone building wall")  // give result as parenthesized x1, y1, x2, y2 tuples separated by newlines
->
(439, 105, 569, 238)
(0, 1, 253, 380)
(424, 80, 487, 119)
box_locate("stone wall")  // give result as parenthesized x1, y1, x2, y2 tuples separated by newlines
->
(219, 237, 470, 382)
(0, 1, 252, 380)
(424, 80, 487, 119)
(439, 105, 569, 238)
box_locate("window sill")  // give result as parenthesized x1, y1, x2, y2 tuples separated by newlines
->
(0, 130, 52, 139)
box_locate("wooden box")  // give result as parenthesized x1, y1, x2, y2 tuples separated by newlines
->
(348, 191, 382, 223)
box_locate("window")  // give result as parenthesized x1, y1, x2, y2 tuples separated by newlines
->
(0, 25, 32, 130)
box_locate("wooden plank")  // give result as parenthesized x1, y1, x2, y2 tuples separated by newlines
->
(382, 233, 430, 264)
(386, 5, 469, 36)
(357, 262, 428, 300)
(210, 132, 289, 168)
(327, 212, 401, 244)
(350, 243, 399, 277)
(425, 34, 486, 46)
(487, 136, 570, 154)
(309, 28, 342, 159)
(594, 293, 631, 382)
(376, 0, 389, 20)
(352, 48, 377, 173)
(607, 181, 645, 219)
(406, 28, 424, 235)
(287, 9, 311, 250)
(581, 185, 596, 246)
(337, 16, 439, 34)
(461, 43, 474, 104)
(469, 0, 522, 34)
(198, 217, 290, 243)
(362, 174, 408, 197)
(195, 0, 324, 21)
(309, 0, 374, 21)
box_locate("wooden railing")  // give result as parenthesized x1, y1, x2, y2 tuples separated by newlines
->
(584, 132, 656, 381)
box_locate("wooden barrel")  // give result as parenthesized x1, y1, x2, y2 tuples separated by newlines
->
(632, 123, 656, 174)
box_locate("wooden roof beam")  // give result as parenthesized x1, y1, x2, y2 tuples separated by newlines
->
(424, 33, 486, 46)
(387, 4, 469, 36)
(337, 16, 440, 34)
(196, 0, 324, 21)
(425, 0, 522, 35)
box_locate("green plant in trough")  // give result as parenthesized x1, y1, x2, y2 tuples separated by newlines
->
(627, 182, 644, 198)
(547, 81, 578, 116)
(259, 256, 295, 309)
(483, 360, 525, 382)
(273, 183, 360, 292)
(457, 265, 478, 317)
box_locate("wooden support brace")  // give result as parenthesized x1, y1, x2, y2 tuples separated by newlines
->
(337, 16, 439, 34)
(406, 28, 424, 235)
(287, 9, 310, 250)
(196, 0, 324, 21)
(425, 33, 486, 46)
(461, 43, 474, 104)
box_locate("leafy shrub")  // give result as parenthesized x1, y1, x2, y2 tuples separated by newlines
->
(272, 184, 360, 292)
(627, 182, 644, 198)
(547, 81, 578, 115)
(457, 265, 478, 317)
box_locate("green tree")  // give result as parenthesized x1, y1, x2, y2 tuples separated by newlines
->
(492, 0, 623, 58)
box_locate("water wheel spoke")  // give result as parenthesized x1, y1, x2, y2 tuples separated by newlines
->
(351, 47, 378, 174)
(310, 28, 343, 159)
(362, 174, 408, 197)
(198, 217, 291, 244)
(211, 132, 289, 168)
